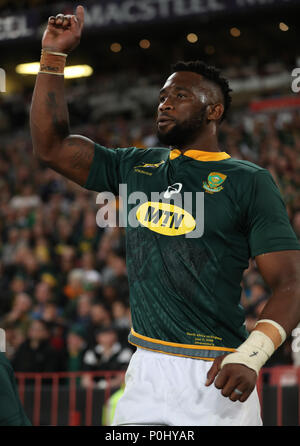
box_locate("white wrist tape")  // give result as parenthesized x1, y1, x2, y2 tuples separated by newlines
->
(221, 320, 287, 375)
(254, 319, 287, 346)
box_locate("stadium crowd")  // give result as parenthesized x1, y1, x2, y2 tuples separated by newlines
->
(0, 71, 300, 380)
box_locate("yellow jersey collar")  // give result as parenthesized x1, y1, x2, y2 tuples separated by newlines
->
(169, 148, 231, 162)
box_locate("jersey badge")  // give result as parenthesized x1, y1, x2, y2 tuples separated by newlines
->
(203, 172, 227, 194)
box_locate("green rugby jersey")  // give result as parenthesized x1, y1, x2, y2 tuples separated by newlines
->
(84, 144, 300, 360)
(0, 353, 31, 426)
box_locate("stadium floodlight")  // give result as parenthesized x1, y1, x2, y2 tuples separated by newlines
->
(15, 63, 93, 78)
(279, 22, 289, 32)
(139, 39, 151, 49)
(230, 27, 241, 37)
(110, 43, 122, 53)
(64, 65, 93, 79)
(15, 62, 40, 74)
(187, 33, 198, 43)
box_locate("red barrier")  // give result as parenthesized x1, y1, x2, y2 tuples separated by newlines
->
(15, 366, 300, 426)
(260, 366, 300, 426)
(15, 370, 125, 426)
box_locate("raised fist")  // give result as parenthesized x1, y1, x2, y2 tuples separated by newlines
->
(42, 5, 84, 54)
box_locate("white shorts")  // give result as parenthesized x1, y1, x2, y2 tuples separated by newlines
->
(112, 348, 263, 426)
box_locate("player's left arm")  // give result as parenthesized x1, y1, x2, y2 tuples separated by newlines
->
(206, 249, 300, 402)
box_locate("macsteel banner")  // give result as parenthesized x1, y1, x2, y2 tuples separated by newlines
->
(82, 0, 299, 29)
(0, 0, 299, 41)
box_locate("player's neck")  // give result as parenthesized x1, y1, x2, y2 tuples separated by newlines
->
(175, 132, 220, 154)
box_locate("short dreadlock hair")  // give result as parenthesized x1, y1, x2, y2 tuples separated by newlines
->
(171, 60, 232, 122)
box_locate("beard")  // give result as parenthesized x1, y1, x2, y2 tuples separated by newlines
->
(157, 108, 207, 148)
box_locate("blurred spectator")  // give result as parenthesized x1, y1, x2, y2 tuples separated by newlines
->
(111, 300, 131, 330)
(0, 292, 32, 336)
(111, 300, 132, 347)
(3, 322, 26, 362)
(63, 269, 85, 301)
(64, 293, 93, 330)
(63, 324, 87, 373)
(31, 281, 54, 320)
(81, 325, 132, 389)
(0, 260, 11, 315)
(41, 302, 66, 352)
(86, 302, 113, 347)
(9, 183, 41, 210)
(12, 319, 63, 373)
(1, 227, 22, 266)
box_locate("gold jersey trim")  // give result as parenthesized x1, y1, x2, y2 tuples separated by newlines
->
(169, 149, 231, 162)
(128, 328, 236, 360)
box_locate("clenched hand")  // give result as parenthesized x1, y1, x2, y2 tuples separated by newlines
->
(205, 354, 257, 402)
(42, 5, 84, 54)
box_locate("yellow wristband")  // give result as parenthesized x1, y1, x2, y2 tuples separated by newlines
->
(39, 49, 67, 75)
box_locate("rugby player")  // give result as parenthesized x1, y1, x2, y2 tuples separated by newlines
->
(0, 352, 31, 425)
(30, 5, 300, 425)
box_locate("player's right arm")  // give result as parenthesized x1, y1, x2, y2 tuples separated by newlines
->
(30, 5, 94, 186)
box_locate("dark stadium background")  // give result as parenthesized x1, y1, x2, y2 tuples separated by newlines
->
(0, 0, 300, 426)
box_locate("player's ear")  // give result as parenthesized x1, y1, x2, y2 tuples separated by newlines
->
(207, 103, 224, 122)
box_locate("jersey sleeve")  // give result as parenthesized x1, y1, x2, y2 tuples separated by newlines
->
(83, 143, 147, 194)
(245, 170, 300, 258)
(83, 143, 122, 195)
